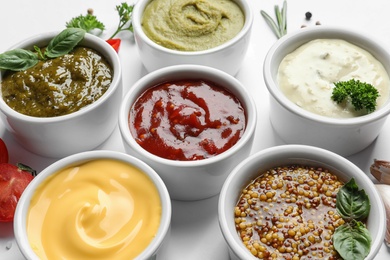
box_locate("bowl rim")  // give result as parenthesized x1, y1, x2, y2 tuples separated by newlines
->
(218, 144, 386, 260)
(263, 25, 390, 127)
(0, 31, 122, 123)
(13, 150, 172, 260)
(132, 0, 254, 55)
(118, 64, 257, 168)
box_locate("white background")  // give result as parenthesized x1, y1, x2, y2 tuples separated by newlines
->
(1, 0, 390, 259)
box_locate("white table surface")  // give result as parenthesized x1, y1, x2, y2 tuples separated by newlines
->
(1, 0, 390, 259)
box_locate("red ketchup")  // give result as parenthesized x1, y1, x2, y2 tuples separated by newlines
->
(129, 79, 246, 161)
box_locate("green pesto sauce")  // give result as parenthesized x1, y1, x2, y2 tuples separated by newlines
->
(141, 0, 245, 51)
(1, 47, 112, 117)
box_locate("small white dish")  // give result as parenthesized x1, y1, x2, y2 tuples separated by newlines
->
(218, 144, 386, 260)
(14, 150, 171, 260)
(119, 64, 257, 200)
(263, 26, 390, 156)
(0, 32, 122, 158)
(132, 0, 254, 76)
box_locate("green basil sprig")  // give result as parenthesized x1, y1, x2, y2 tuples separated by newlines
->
(0, 28, 85, 71)
(0, 49, 39, 71)
(336, 178, 370, 221)
(333, 220, 372, 260)
(333, 178, 372, 260)
(45, 28, 85, 58)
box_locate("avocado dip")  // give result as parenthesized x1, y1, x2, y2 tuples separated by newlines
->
(141, 0, 245, 51)
(1, 47, 112, 117)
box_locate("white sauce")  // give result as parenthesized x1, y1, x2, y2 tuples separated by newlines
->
(277, 39, 390, 118)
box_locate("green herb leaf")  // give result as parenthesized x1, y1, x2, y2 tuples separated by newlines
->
(260, 10, 281, 39)
(17, 163, 37, 177)
(33, 45, 45, 60)
(332, 79, 380, 113)
(336, 178, 370, 221)
(260, 0, 287, 39)
(280, 0, 287, 36)
(0, 49, 39, 71)
(333, 221, 372, 260)
(45, 28, 86, 58)
(108, 2, 134, 39)
(66, 14, 105, 32)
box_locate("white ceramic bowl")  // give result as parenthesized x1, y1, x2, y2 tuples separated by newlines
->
(263, 26, 390, 156)
(119, 64, 257, 200)
(132, 0, 253, 76)
(0, 32, 122, 158)
(218, 144, 386, 260)
(14, 150, 171, 260)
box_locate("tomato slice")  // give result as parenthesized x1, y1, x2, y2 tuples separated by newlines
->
(106, 38, 121, 53)
(0, 163, 36, 222)
(0, 138, 9, 163)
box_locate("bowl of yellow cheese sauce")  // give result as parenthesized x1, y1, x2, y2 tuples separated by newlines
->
(14, 150, 171, 260)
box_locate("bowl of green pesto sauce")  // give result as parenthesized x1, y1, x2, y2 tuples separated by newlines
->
(0, 31, 122, 158)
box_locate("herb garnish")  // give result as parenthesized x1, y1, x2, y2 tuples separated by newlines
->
(66, 13, 105, 33)
(333, 178, 372, 260)
(65, 2, 134, 53)
(0, 28, 85, 71)
(331, 79, 380, 113)
(260, 0, 287, 39)
(108, 2, 134, 39)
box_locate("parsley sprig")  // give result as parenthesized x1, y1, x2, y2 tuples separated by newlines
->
(66, 14, 105, 33)
(108, 2, 134, 39)
(331, 79, 380, 113)
(65, 3, 134, 53)
(66, 2, 133, 40)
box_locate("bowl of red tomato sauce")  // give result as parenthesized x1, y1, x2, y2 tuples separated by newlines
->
(119, 65, 257, 200)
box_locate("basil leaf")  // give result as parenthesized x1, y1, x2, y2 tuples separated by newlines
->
(333, 221, 371, 260)
(45, 28, 85, 58)
(34, 45, 45, 60)
(336, 178, 370, 220)
(0, 49, 39, 71)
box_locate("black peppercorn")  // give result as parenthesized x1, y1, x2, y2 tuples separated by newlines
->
(305, 12, 312, 20)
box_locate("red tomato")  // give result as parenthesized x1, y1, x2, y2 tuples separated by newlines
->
(106, 38, 121, 53)
(0, 138, 9, 163)
(0, 163, 36, 222)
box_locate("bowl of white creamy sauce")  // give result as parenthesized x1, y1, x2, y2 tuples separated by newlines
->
(277, 39, 390, 118)
(263, 26, 390, 156)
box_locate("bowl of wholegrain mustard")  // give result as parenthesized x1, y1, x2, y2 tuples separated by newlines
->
(218, 145, 386, 260)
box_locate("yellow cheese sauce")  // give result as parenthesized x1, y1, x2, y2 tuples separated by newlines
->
(277, 39, 390, 118)
(26, 159, 162, 259)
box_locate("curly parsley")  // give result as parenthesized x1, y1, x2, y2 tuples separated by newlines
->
(66, 14, 105, 33)
(331, 79, 380, 113)
(109, 2, 134, 39)
(65, 2, 134, 40)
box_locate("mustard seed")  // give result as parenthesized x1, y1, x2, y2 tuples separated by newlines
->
(235, 165, 343, 259)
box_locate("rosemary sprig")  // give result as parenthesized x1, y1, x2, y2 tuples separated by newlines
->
(260, 0, 287, 39)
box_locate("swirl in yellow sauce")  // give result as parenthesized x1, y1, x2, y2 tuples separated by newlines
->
(27, 159, 162, 259)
